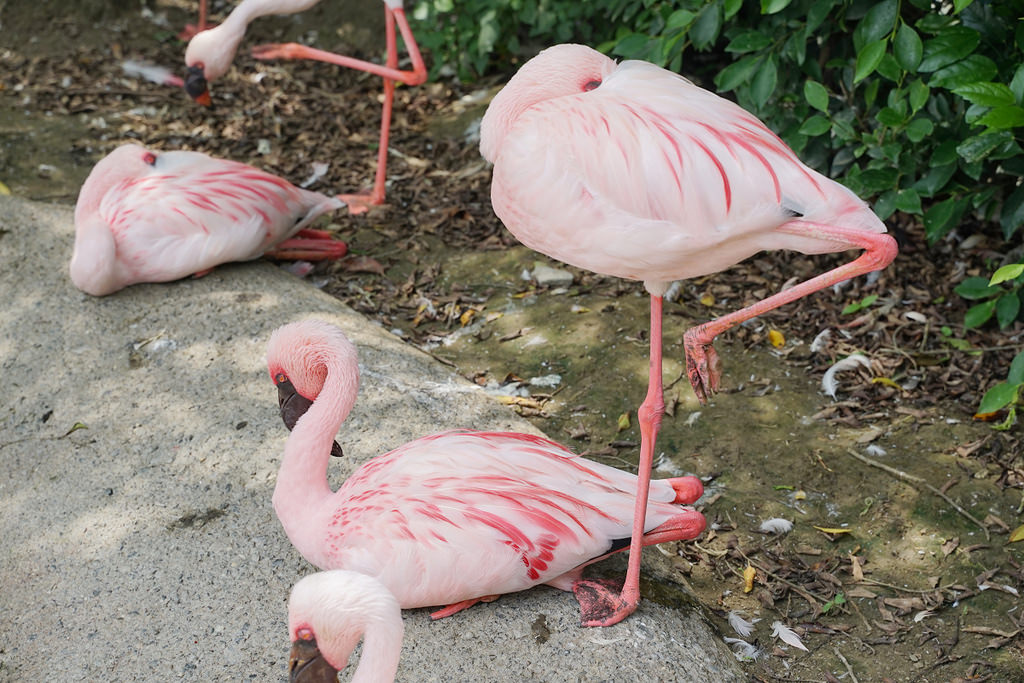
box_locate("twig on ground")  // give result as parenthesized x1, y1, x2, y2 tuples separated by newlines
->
(845, 449, 990, 540)
(832, 646, 860, 683)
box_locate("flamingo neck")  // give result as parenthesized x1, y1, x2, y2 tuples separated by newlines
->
(273, 357, 357, 563)
(348, 616, 404, 683)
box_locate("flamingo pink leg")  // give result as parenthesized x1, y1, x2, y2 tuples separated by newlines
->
(179, 0, 212, 40)
(430, 594, 500, 620)
(685, 224, 898, 403)
(573, 295, 665, 627)
(251, 7, 427, 215)
(265, 228, 348, 261)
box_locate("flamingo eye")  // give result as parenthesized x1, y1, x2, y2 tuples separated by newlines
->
(274, 372, 288, 385)
(296, 627, 314, 641)
(583, 80, 601, 91)
(142, 152, 156, 166)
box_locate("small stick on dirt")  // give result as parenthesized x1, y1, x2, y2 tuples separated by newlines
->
(832, 646, 860, 683)
(845, 449, 990, 540)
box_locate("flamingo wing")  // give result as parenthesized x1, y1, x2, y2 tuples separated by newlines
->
(322, 431, 685, 606)
(490, 59, 883, 283)
(99, 151, 341, 283)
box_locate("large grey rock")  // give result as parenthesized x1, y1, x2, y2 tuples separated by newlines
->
(0, 195, 742, 681)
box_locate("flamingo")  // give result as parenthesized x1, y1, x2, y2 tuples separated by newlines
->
(184, 0, 427, 214)
(286, 571, 402, 682)
(266, 319, 705, 629)
(480, 43, 898, 626)
(70, 143, 348, 296)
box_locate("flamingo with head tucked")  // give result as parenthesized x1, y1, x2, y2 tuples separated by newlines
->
(266, 319, 705, 630)
(70, 143, 347, 296)
(184, 0, 427, 214)
(480, 43, 897, 626)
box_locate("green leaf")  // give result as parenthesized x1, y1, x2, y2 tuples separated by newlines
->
(1001, 184, 1024, 239)
(929, 55, 998, 90)
(905, 117, 934, 142)
(894, 24, 923, 72)
(726, 30, 772, 53)
(804, 80, 830, 112)
(876, 106, 905, 126)
(724, 0, 744, 20)
(691, 0, 723, 50)
(872, 190, 898, 221)
(964, 299, 997, 329)
(715, 55, 760, 92)
(855, 40, 887, 83)
(975, 105, 1024, 131)
(612, 32, 651, 58)
(978, 382, 1019, 414)
(957, 131, 1015, 163)
(876, 53, 903, 82)
(996, 292, 1021, 329)
(750, 57, 778, 108)
(894, 188, 922, 214)
(952, 0, 975, 12)
(799, 114, 831, 136)
(919, 27, 980, 72)
(666, 9, 697, 31)
(855, 167, 899, 193)
(955, 276, 1001, 299)
(990, 264, 1024, 286)
(913, 163, 957, 197)
(1010, 63, 1024, 103)
(856, 0, 899, 47)
(923, 197, 967, 243)
(806, 0, 837, 35)
(952, 82, 1016, 108)
(908, 79, 930, 113)
(761, 0, 793, 14)
(1009, 350, 1024, 385)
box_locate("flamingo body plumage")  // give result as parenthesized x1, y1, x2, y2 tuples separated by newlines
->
(267, 320, 705, 619)
(481, 43, 897, 626)
(70, 144, 346, 296)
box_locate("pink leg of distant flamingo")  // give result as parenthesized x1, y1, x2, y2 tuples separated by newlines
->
(572, 295, 666, 626)
(178, 0, 212, 40)
(684, 223, 898, 402)
(251, 5, 427, 214)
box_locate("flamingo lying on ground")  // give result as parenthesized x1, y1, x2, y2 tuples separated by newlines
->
(70, 144, 347, 296)
(267, 320, 705, 633)
(184, 0, 427, 214)
(480, 43, 898, 626)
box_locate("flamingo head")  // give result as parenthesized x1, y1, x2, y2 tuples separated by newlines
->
(273, 371, 345, 458)
(480, 43, 616, 163)
(183, 64, 212, 107)
(287, 571, 404, 681)
(184, 22, 245, 106)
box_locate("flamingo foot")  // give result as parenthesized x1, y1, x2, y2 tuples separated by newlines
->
(265, 233, 348, 262)
(683, 331, 722, 404)
(429, 594, 499, 620)
(572, 577, 637, 627)
(337, 192, 383, 216)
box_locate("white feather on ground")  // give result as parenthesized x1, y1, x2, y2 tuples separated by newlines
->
(727, 611, 760, 637)
(821, 353, 871, 398)
(121, 60, 183, 88)
(723, 637, 762, 661)
(771, 621, 808, 651)
(809, 328, 831, 353)
(759, 518, 794, 534)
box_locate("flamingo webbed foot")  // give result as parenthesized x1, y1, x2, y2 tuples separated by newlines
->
(429, 594, 499, 620)
(572, 577, 637, 627)
(683, 331, 722, 405)
(337, 192, 384, 216)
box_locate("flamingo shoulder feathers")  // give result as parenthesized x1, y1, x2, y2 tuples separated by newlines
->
(289, 570, 403, 682)
(70, 144, 342, 295)
(481, 44, 885, 284)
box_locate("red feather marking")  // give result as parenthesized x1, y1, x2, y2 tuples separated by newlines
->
(723, 130, 780, 203)
(690, 137, 732, 212)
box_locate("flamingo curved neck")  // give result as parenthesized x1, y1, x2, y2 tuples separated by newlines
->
(273, 358, 355, 563)
(348, 617, 403, 683)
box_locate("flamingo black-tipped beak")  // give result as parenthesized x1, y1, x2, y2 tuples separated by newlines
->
(184, 65, 212, 107)
(289, 637, 339, 683)
(275, 376, 344, 458)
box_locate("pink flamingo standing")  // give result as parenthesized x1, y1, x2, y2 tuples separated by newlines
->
(480, 44, 898, 626)
(266, 320, 705, 635)
(184, 0, 427, 214)
(70, 143, 348, 296)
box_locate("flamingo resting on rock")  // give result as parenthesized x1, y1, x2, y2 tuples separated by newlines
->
(184, 0, 427, 214)
(480, 43, 898, 626)
(267, 320, 705, 636)
(70, 144, 347, 296)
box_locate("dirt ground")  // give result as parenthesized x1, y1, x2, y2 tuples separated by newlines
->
(2, 2, 1022, 681)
